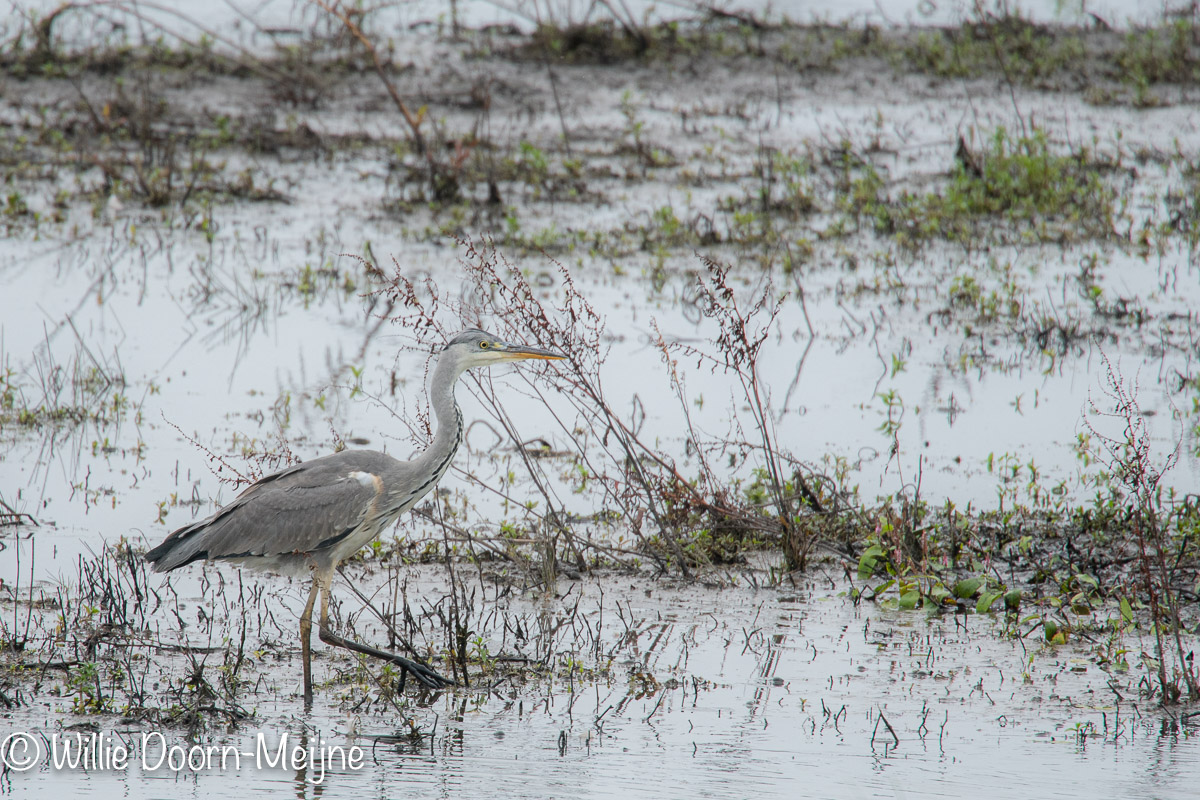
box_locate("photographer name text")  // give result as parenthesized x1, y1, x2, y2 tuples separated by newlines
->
(1, 730, 363, 784)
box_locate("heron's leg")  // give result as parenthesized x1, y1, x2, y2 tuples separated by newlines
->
(300, 576, 320, 707)
(315, 569, 455, 690)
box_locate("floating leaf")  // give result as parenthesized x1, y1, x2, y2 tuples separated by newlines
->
(857, 544, 886, 580)
(977, 591, 1003, 614)
(862, 579, 895, 601)
(953, 577, 983, 599)
(1004, 589, 1022, 611)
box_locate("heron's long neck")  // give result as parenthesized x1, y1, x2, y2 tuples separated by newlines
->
(412, 352, 465, 483)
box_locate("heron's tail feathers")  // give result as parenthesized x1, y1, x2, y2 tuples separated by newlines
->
(143, 521, 212, 572)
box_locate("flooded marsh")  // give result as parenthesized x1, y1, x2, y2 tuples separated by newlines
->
(2, 1, 1200, 797)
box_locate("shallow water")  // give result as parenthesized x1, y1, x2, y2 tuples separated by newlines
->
(6, 0, 1178, 44)
(1, 571, 1196, 798)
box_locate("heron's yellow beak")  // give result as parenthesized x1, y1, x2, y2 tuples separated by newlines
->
(497, 343, 565, 361)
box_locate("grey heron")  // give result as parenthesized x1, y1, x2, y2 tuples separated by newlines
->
(145, 329, 564, 703)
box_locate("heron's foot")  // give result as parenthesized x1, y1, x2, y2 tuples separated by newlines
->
(318, 625, 455, 690)
(380, 651, 455, 691)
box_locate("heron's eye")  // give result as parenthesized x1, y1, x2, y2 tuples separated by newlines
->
(479, 340, 492, 349)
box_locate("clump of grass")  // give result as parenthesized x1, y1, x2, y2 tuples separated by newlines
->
(511, 17, 764, 65)
(1114, 20, 1200, 86)
(838, 127, 1121, 246)
(524, 21, 656, 64)
(943, 128, 1114, 220)
(0, 340, 129, 430)
(0, 69, 289, 220)
(901, 14, 1086, 84)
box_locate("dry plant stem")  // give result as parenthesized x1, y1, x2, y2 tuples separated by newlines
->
(1139, 491, 1199, 701)
(1085, 350, 1197, 703)
(376, 237, 838, 575)
(528, 1, 573, 158)
(339, 569, 444, 671)
(1131, 515, 1171, 699)
(0, 497, 39, 527)
(30, 1, 75, 60)
(312, 0, 427, 155)
(678, 257, 819, 570)
(598, 0, 649, 52)
(471, 371, 580, 578)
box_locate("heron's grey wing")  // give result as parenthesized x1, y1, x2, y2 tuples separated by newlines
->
(145, 450, 402, 572)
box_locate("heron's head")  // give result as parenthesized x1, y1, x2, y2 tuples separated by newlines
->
(443, 329, 565, 370)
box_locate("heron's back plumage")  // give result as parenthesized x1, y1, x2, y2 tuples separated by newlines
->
(144, 450, 413, 574)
